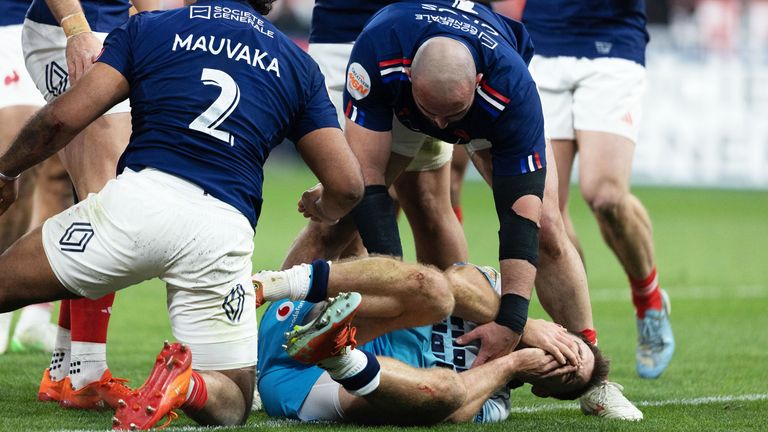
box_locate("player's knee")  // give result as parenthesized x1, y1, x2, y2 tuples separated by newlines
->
(419, 370, 466, 420)
(537, 205, 567, 261)
(407, 267, 454, 320)
(584, 186, 625, 226)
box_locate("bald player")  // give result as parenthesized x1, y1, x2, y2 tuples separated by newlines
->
(333, 0, 641, 419)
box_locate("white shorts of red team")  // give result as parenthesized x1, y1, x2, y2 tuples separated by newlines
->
(529, 55, 646, 143)
(21, 19, 130, 113)
(41, 168, 257, 370)
(308, 42, 453, 172)
(0, 24, 45, 109)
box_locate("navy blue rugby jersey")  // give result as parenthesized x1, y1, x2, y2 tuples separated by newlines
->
(97, 0, 339, 228)
(309, 0, 397, 44)
(342, 0, 545, 177)
(523, 0, 649, 65)
(27, 0, 130, 32)
(1, 0, 30, 26)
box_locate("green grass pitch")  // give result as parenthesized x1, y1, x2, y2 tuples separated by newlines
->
(1, 162, 766, 431)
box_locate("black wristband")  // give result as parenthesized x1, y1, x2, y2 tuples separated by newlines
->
(495, 293, 529, 334)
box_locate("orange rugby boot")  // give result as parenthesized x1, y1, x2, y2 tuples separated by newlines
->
(284, 292, 361, 364)
(38, 368, 66, 402)
(60, 369, 131, 410)
(112, 341, 191, 430)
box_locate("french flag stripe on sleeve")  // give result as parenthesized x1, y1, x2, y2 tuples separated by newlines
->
(476, 81, 509, 113)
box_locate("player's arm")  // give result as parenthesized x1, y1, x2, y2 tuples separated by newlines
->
(45, 0, 102, 83)
(130, 0, 161, 12)
(0, 64, 128, 214)
(295, 128, 365, 224)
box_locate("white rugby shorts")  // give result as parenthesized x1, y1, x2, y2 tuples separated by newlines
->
(308, 42, 452, 172)
(21, 19, 130, 114)
(298, 372, 345, 421)
(41, 168, 257, 370)
(529, 55, 646, 143)
(0, 24, 45, 109)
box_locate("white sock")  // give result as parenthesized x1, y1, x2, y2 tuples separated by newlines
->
(320, 348, 368, 380)
(0, 313, 13, 354)
(49, 328, 71, 382)
(69, 341, 107, 390)
(258, 263, 313, 302)
(14, 304, 53, 336)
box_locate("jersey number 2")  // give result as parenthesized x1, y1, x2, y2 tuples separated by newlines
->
(189, 68, 241, 146)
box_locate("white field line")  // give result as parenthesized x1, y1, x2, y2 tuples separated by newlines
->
(587, 285, 767, 302)
(55, 394, 768, 431)
(508, 393, 768, 414)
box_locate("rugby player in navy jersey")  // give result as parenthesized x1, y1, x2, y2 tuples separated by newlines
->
(523, 0, 675, 386)
(254, 259, 606, 424)
(283, 0, 469, 272)
(0, 0, 364, 428)
(21, 0, 158, 409)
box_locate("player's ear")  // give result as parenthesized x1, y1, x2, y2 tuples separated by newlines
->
(475, 73, 483, 86)
(531, 385, 550, 398)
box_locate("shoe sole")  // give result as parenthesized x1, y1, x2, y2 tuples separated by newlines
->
(285, 292, 361, 364)
(113, 342, 191, 430)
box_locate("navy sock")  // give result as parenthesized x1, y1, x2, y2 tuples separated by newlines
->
(306, 259, 330, 303)
(335, 350, 381, 395)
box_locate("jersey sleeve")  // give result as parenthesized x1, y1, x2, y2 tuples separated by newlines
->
(488, 80, 547, 177)
(286, 60, 341, 143)
(341, 32, 394, 132)
(96, 16, 137, 80)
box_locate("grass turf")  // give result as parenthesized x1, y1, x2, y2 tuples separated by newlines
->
(0, 162, 766, 431)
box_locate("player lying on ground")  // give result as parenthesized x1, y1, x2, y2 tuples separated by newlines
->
(254, 258, 607, 424)
(0, 0, 364, 429)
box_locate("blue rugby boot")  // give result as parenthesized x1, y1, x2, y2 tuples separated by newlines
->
(636, 289, 675, 379)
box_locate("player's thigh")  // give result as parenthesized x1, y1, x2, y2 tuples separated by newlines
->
(0, 226, 77, 312)
(550, 139, 577, 212)
(528, 55, 576, 141)
(161, 180, 257, 371)
(40, 170, 184, 301)
(61, 113, 131, 197)
(575, 130, 635, 204)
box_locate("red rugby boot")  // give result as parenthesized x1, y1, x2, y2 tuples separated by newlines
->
(112, 341, 191, 430)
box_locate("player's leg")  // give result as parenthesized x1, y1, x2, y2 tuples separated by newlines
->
(534, 140, 594, 334)
(11, 155, 72, 353)
(114, 173, 259, 428)
(336, 357, 466, 425)
(573, 57, 672, 379)
(394, 139, 468, 269)
(449, 145, 470, 223)
(551, 138, 587, 264)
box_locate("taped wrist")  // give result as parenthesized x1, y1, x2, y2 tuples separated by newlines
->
(351, 185, 403, 257)
(495, 293, 529, 334)
(493, 169, 545, 265)
(61, 12, 91, 38)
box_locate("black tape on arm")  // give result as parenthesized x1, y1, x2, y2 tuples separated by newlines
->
(492, 169, 546, 266)
(495, 293, 530, 334)
(351, 185, 403, 257)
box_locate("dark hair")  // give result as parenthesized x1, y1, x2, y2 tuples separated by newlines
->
(247, 0, 277, 15)
(548, 334, 610, 400)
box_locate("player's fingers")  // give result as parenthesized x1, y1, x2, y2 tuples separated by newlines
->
(557, 340, 580, 366)
(542, 364, 578, 379)
(471, 352, 490, 368)
(544, 343, 567, 365)
(455, 327, 481, 345)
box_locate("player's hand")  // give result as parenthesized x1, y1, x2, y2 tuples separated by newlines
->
(456, 321, 521, 368)
(65, 32, 102, 84)
(511, 348, 579, 380)
(521, 319, 581, 367)
(298, 184, 339, 225)
(0, 178, 20, 216)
